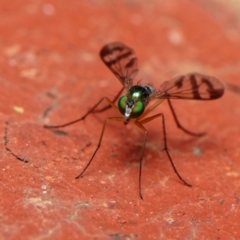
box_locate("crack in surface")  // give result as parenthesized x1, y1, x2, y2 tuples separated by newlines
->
(4, 120, 29, 163)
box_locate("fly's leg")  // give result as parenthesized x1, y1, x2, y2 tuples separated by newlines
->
(44, 97, 120, 129)
(92, 87, 124, 113)
(75, 117, 123, 179)
(135, 112, 192, 199)
(168, 99, 205, 137)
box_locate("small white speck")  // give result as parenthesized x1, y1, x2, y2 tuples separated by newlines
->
(168, 29, 184, 45)
(42, 4, 55, 16)
(167, 219, 174, 224)
(13, 106, 24, 114)
(193, 147, 203, 156)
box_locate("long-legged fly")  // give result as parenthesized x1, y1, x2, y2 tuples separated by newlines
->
(44, 42, 224, 199)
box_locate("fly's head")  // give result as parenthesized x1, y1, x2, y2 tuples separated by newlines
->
(118, 85, 150, 124)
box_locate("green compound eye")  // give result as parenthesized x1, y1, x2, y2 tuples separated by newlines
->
(118, 96, 145, 118)
(131, 101, 145, 118)
(118, 96, 127, 115)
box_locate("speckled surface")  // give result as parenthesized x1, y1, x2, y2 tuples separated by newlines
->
(1, 0, 240, 239)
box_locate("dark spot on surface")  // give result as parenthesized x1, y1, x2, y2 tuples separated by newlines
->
(52, 129, 68, 136)
(109, 233, 138, 240)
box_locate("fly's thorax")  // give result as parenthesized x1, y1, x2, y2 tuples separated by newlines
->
(118, 84, 156, 124)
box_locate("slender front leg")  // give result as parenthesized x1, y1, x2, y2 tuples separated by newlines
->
(133, 121, 149, 200)
(44, 97, 120, 129)
(75, 116, 123, 179)
(167, 99, 205, 137)
(136, 113, 192, 199)
(93, 87, 124, 113)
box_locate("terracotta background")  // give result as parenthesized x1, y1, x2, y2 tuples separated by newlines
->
(1, 0, 240, 239)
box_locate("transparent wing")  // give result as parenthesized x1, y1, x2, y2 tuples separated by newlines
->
(156, 73, 224, 100)
(100, 42, 138, 89)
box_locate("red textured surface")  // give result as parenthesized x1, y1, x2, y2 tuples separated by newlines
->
(1, 0, 240, 239)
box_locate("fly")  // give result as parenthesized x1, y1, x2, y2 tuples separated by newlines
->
(44, 42, 224, 199)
